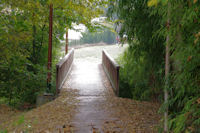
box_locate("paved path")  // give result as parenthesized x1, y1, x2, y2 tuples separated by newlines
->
(63, 59, 117, 133)
(0, 45, 160, 132)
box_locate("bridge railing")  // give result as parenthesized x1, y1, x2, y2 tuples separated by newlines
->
(56, 48, 74, 94)
(102, 49, 120, 96)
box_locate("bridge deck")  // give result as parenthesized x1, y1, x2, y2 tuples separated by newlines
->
(0, 46, 160, 132)
(61, 59, 160, 132)
(62, 60, 117, 132)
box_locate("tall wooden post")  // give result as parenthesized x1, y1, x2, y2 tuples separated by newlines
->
(164, 2, 170, 132)
(47, 4, 53, 90)
(65, 28, 68, 54)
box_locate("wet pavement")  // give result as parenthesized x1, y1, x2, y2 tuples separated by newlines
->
(0, 45, 160, 132)
(63, 59, 116, 133)
(60, 46, 160, 133)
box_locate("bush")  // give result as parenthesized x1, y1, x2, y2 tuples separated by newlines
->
(117, 45, 163, 101)
(0, 60, 48, 107)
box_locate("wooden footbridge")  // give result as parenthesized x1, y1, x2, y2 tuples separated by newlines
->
(56, 49, 120, 96)
(55, 49, 120, 132)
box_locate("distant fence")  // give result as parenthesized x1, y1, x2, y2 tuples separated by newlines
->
(102, 50, 120, 96)
(69, 39, 82, 47)
(56, 48, 74, 94)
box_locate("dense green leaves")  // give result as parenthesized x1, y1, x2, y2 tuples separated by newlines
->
(109, 0, 165, 101)
(150, 0, 200, 132)
(0, 0, 106, 108)
(162, 1, 200, 132)
(108, 0, 200, 132)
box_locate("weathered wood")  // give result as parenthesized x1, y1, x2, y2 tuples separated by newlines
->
(102, 49, 120, 96)
(56, 49, 74, 94)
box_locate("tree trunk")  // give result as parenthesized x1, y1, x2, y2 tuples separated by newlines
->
(164, 2, 170, 132)
(32, 12, 36, 65)
(33, 25, 37, 62)
(32, 0, 36, 65)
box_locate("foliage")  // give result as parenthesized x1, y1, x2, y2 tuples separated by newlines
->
(108, 0, 165, 101)
(0, 0, 49, 107)
(0, 130, 7, 133)
(151, 0, 200, 132)
(108, 0, 200, 132)
(0, 0, 106, 108)
(80, 28, 116, 44)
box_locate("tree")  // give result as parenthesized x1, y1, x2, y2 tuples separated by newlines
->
(51, 0, 107, 54)
(0, 0, 107, 107)
(107, 0, 165, 100)
(109, 0, 200, 132)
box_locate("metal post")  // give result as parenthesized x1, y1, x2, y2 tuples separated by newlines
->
(65, 28, 68, 54)
(47, 3, 53, 91)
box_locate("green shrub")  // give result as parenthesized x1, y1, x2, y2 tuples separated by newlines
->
(117, 45, 164, 101)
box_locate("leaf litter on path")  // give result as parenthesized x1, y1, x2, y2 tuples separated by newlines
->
(0, 87, 79, 132)
(1, 45, 160, 133)
(99, 65, 161, 133)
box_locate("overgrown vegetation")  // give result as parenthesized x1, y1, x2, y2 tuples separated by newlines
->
(108, 0, 200, 132)
(109, 0, 165, 101)
(0, 0, 105, 108)
(0, 0, 59, 107)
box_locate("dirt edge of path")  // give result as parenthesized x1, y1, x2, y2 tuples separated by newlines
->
(0, 87, 79, 132)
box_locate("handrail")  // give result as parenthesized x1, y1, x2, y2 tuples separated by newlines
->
(56, 48, 74, 94)
(102, 49, 120, 96)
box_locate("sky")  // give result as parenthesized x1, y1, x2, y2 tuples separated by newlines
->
(64, 24, 86, 40)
